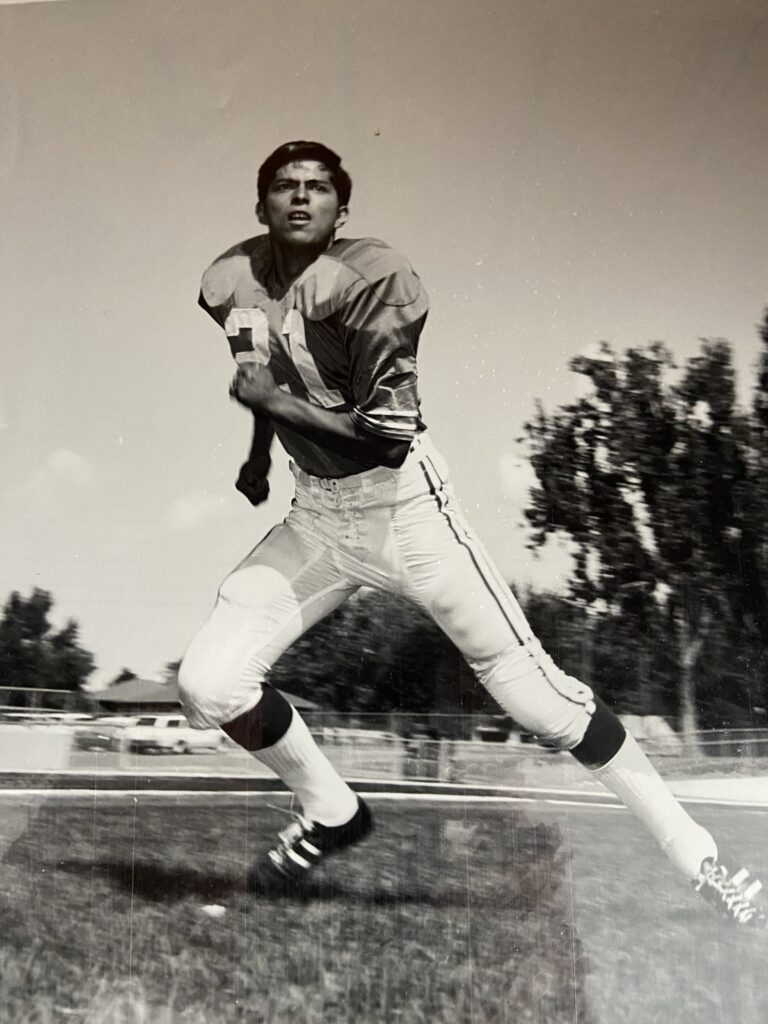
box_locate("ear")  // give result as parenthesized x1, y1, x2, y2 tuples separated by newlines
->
(256, 202, 267, 226)
(334, 205, 349, 232)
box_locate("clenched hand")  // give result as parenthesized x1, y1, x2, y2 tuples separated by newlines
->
(229, 363, 279, 414)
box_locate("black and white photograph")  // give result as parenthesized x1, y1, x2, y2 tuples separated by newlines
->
(1, 0, 767, 1021)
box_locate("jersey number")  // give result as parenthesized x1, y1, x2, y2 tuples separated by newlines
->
(282, 309, 343, 408)
(224, 307, 342, 409)
(224, 308, 270, 364)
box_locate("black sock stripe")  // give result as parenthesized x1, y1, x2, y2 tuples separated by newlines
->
(221, 684, 294, 751)
(570, 696, 626, 768)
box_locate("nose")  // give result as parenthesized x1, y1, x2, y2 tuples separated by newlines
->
(291, 184, 309, 204)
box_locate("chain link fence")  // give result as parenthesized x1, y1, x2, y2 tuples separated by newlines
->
(3, 688, 768, 783)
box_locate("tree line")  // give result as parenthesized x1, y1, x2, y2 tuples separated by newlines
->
(3, 311, 767, 731)
(522, 310, 768, 732)
(0, 589, 94, 708)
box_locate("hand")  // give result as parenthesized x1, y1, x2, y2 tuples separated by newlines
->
(229, 362, 279, 414)
(235, 461, 270, 506)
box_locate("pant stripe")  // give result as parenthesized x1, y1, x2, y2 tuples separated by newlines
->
(420, 457, 593, 712)
(418, 459, 526, 644)
(426, 457, 538, 634)
(422, 455, 537, 639)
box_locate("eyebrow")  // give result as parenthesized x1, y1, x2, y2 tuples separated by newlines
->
(272, 175, 332, 186)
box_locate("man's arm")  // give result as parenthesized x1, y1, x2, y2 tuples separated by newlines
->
(235, 413, 275, 506)
(230, 364, 410, 468)
(229, 244, 427, 470)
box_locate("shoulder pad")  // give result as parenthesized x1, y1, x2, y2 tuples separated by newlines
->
(328, 237, 421, 307)
(200, 235, 271, 308)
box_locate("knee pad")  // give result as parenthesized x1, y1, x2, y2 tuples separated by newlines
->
(178, 604, 270, 729)
(178, 652, 266, 730)
(179, 563, 305, 729)
(470, 638, 595, 751)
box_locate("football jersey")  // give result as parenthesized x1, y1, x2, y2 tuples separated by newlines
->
(199, 236, 429, 478)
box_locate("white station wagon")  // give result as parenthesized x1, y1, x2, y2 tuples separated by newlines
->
(124, 714, 226, 755)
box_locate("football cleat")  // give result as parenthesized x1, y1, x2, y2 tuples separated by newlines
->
(250, 798, 373, 891)
(694, 858, 768, 927)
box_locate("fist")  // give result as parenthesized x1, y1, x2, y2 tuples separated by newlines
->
(229, 362, 278, 413)
(235, 461, 270, 507)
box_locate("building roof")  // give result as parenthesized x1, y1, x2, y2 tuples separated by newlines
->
(89, 677, 321, 711)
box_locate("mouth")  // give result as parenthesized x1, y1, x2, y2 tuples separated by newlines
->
(287, 212, 311, 223)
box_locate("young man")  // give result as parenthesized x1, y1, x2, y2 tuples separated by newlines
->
(179, 140, 765, 925)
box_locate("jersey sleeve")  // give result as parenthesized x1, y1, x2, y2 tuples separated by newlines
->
(198, 251, 239, 329)
(198, 286, 226, 329)
(197, 237, 271, 348)
(340, 265, 428, 441)
(197, 244, 274, 477)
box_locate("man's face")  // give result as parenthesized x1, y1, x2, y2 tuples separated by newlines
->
(257, 160, 348, 248)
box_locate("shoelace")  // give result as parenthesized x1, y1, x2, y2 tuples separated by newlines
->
(264, 801, 310, 844)
(275, 818, 314, 850)
(696, 865, 763, 924)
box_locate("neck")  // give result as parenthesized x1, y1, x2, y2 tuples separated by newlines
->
(270, 237, 334, 290)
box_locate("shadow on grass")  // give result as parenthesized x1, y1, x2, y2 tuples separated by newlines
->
(6, 797, 580, 921)
(54, 858, 238, 903)
(50, 856, 543, 913)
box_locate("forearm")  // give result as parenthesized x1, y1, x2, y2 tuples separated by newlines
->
(266, 390, 410, 468)
(246, 414, 274, 471)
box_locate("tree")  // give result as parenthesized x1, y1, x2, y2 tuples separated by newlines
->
(0, 589, 53, 692)
(110, 667, 138, 685)
(268, 588, 495, 727)
(523, 335, 768, 740)
(48, 620, 96, 694)
(162, 659, 182, 684)
(0, 589, 96, 702)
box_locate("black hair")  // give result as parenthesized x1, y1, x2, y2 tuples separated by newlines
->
(257, 141, 352, 206)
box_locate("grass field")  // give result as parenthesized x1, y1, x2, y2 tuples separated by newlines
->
(1, 791, 767, 1023)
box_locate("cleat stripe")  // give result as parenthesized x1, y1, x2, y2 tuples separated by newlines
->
(286, 848, 312, 869)
(268, 851, 290, 875)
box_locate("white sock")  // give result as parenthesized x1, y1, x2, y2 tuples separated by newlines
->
(593, 733, 717, 880)
(252, 712, 359, 827)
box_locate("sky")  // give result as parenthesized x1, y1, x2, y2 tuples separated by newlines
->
(1, 0, 767, 686)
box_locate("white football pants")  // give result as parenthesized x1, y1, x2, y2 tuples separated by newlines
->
(179, 433, 596, 745)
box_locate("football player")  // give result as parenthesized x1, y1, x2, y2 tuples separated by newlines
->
(179, 141, 765, 925)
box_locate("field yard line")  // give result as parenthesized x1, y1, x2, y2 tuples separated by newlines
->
(0, 788, 625, 808)
(4, 767, 611, 788)
(2, 788, 768, 809)
(0, 768, 615, 799)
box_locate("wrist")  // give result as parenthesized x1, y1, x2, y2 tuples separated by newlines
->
(264, 387, 289, 420)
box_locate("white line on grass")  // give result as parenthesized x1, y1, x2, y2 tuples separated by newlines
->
(1, 788, 767, 810)
(0, 789, 626, 808)
(0, 769, 617, 800)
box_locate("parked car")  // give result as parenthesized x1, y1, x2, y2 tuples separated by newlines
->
(124, 714, 225, 754)
(76, 716, 139, 751)
(473, 715, 514, 743)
